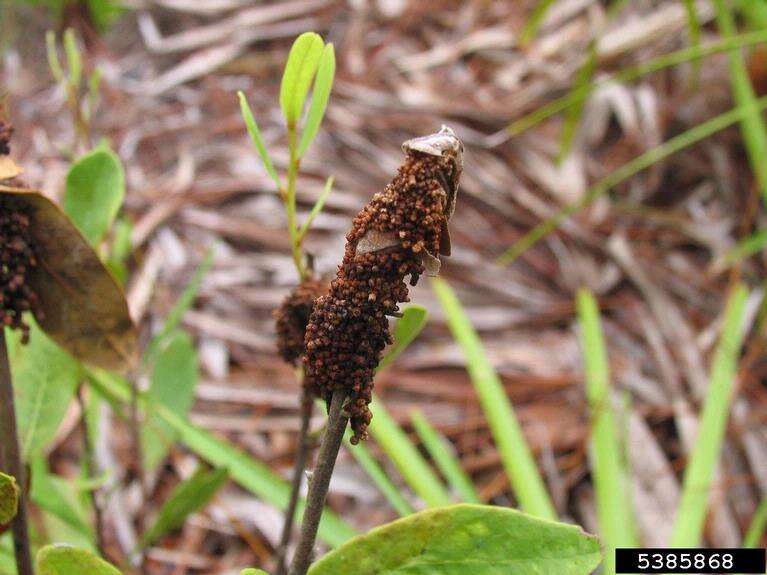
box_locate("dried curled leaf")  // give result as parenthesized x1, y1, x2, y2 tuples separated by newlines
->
(0, 185, 137, 371)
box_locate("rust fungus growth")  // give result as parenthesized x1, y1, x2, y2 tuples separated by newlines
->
(275, 278, 328, 365)
(304, 126, 463, 443)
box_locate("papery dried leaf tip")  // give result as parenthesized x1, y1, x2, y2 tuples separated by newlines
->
(275, 278, 328, 366)
(304, 126, 463, 443)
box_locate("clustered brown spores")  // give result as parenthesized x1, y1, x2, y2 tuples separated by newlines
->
(0, 199, 41, 345)
(274, 278, 328, 366)
(304, 151, 453, 444)
(0, 122, 41, 345)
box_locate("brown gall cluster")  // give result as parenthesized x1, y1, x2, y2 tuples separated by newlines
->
(274, 278, 328, 366)
(304, 138, 460, 444)
(0, 199, 42, 344)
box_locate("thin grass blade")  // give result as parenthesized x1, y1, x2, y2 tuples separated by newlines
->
(432, 277, 557, 519)
(238, 91, 282, 191)
(670, 284, 750, 547)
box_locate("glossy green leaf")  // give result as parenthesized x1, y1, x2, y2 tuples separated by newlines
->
(432, 278, 557, 520)
(309, 504, 602, 575)
(280, 32, 324, 126)
(7, 323, 81, 460)
(142, 330, 199, 470)
(0, 473, 18, 526)
(238, 91, 282, 191)
(64, 147, 125, 248)
(142, 466, 228, 547)
(36, 544, 121, 575)
(297, 43, 336, 158)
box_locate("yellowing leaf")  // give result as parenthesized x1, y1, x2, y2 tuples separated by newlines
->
(0, 186, 137, 371)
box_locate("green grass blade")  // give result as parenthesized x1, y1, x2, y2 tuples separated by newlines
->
(238, 91, 282, 191)
(499, 93, 767, 266)
(141, 466, 228, 547)
(559, 46, 597, 161)
(719, 228, 767, 270)
(519, 0, 556, 46)
(743, 498, 767, 547)
(713, 0, 767, 206)
(682, 0, 702, 82)
(367, 399, 452, 508)
(146, 248, 214, 363)
(88, 370, 357, 547)
(298, 176, 334, 240)
(576, 289, 637, 574)
(670, 284, 750, 547)
(736, 0, 767, 29)
(506, 29, 767, 137)
(410, 410, 480, 504)
(63, 28, 82, 89)
(432, 277, 557, 520)
(45, 30, 64, 83)
(297, 43, 335, 158)
(343, 429, 414, 517)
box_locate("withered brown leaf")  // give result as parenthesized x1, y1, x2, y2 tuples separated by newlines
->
(0, 185, 137, 371)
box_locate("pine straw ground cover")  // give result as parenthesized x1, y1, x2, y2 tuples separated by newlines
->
(2, 0, 767, 573)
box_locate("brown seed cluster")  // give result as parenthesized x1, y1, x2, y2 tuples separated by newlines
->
(304, 151, 454, 443)
(0, 198, 42, 344)
(274, 278, 328, 365)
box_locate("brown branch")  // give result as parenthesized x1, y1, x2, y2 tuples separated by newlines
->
(0, 329, 34, 575)
(275, 391, 314, 575)
(288, 390, 348, 575)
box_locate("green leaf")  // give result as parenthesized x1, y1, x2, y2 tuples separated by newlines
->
(238, 91, 282, 191)
(309, 504, 602, 575)
(30, 458, 94, 543)
(432, 278, 557, 520)
(86, 0, 123, 31)
(377, 305, 428, 372)
(576, 289, 637, 575)
(142, 330, 200, 470)
(142, 466, 228, 547)
(280, 32, 324, 126)
(744, 497, 767, 547)
(0, 473, 18, 526)
(7, 323, 81, 460)
(63, 28, 82, 89)
(671, 284, 750, 547)
(36, 545, 121, 575)
(45, 30, 64, 83)
(411, 410, 480, 504)
(64, 147, 125, 247)
(87, 369, 357, 547)
(297, 43, 335, 158)
(298, 176, 334, 239)
(241, 570, 269, 575)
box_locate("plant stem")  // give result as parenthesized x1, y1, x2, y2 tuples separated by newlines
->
(288, 390, 348, 575)
(0, 330, 34, 575)
(286, 124, 307, 280)
(128, 376, 147, 529)
(275, 391, 314, 575)
(77, 384, 106, 557)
